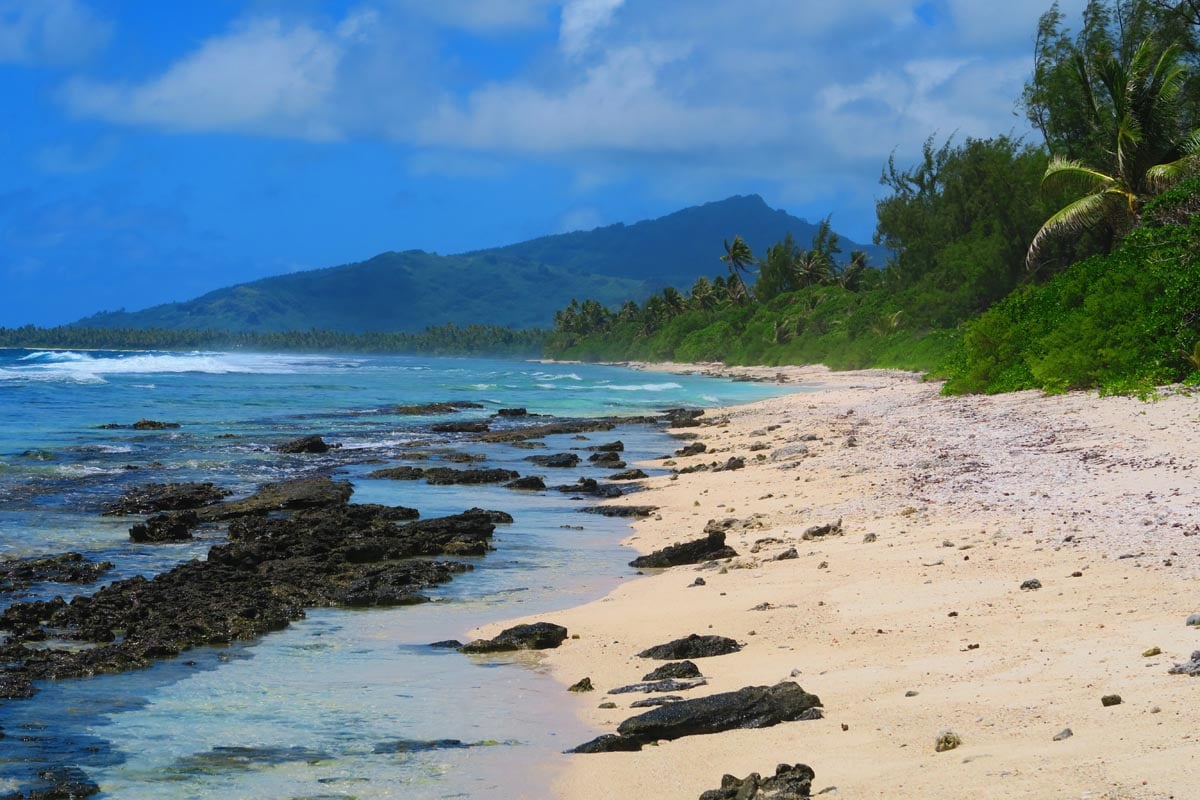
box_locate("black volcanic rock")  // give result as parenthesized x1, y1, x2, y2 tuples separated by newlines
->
(664, 408, 704, 428)
(608, 469, 648, 481)
(277, 435, 336, 454)
(580, 504, 657, 517)
(642, 660, 702, 681)
(393, 401, 483, 415)
(505, 475, 546, 490)
(199, 476, 354, 519)
(103, 482, 230, 516)
(129, 511, 199, 543)
(526, 453, 581, 468)
(460, 622, 569, 653)
(638, 634, 742, 660)
(1, 553, 114, 594)
(422, 468, 519, 485)
(368, 466, 426, 480)
(699, 763, 816, 799)
(431, 421, 490, 434)
(629, 530, 737, 569)
(569, 682, 822, 754)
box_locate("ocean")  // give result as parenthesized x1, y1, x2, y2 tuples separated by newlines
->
(0, 350, 790, 799)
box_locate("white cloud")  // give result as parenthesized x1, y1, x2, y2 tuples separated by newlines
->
(62, 17, 351, 139)
(0, 0, 111, 65)
(559, 0, 624, 57)
(392, 0, 553, 32)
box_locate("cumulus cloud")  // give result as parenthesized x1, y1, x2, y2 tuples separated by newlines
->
(0, 0, 111, 65)
(61, 15, 359, 138)
(559, 0, 624, 57)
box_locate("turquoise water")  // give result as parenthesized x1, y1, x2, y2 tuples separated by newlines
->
(0, 350, 790, 798)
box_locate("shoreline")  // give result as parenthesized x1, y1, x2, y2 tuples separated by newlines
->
(473, 364, 1200, 799)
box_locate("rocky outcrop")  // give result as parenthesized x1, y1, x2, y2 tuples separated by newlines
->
(676, 442, 707, 457)
(553, 478, 623, 497)
(431, 421, 490, 434)
(608, 678, 707, 694)
(1, 553, 113, 594)
(643, 660, 702, 681)
(392, 401, 483, 415)
(580, 505, 657, 517)
(0, 481, 505, 699)
(100, 419, 180, 430)
(526, 453, 581, 468)
(586, 440, 624, 452)
(638, 634, 742, 660)
(129, 511, 199, 543)
(663, 408, 704, 428)
(460, 622, 569, 653)
(198, 476, 355, 519)
(699, 763, 816, 799)
(368, 466, 426, 480)
(569, 682, 822, 753)
(277, 435, 337, 454)
(608, 469, 648, 481)
(629, 530, 737, 569)
(505, 476, 546, 490)
(103, 482, 230, 516)
(422, 468, 519, 486)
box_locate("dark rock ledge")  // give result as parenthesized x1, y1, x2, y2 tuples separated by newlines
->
(0, 476, 510, 701)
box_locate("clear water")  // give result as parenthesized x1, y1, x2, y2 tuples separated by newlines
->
(0, 350, 791, 798)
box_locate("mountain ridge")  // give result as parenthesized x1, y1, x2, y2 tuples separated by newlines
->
(77, 195, 885, 333)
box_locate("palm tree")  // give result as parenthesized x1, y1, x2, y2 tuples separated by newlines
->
(838, 250, 869, 291)
(689, 276, 717, 311)
(721, 236, 756, 302)
(1027, 36, 1200, 269)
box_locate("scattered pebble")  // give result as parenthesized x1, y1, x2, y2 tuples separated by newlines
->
(1186, 613, 1200, 627)
(1020, 578, 1042, 591)
(1053, 728, 1073, 741)
(569, 677, 594, 693)
(904, 690, 919, 697)
(1101, 694, 1122, 707)
(598, 701, 617, 709)
(862, 533, 878, 543)
(1143, 647, 1162, 657)
(689, 577, 706, 588)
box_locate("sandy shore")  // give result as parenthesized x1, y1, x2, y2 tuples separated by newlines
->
(474, 364, 1200, 799)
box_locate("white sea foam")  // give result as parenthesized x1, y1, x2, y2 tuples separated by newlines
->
(531, 371, 582, 382)
(6, 351, 351, 381)
(604, 382, 683, 392)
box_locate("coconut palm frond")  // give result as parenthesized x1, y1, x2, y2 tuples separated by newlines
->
(1027, 192, 1108, 270)
(1041, 158, 1115, 191)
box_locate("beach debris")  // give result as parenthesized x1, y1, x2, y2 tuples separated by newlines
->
(526, 452, 581, 468)
(608, 678, 707, 695)
(460, 622, 569, 654)
(277, 434, 337, 453)
(1168, 650, 1200, 676)
(675, 442, 707, 457)
(1020, 578, 1043, 591)
(772, 548, 799, 562)
(431, 421, 490, 434)
(1143, 646, 1162, 657)
(905, 690, 919, 697)
(1070, 571, 1083, 577)
(713, 457, 746, 472)
(1100, 694, 1123, 706)
(609, 469, 648, 481)
(505, 475, 546, 490)
(580, 505, 658, 518)
(1186, 613, 1200, 627)
(643, 661, 702, 681)
(568, 677, 594, 692)
(103, 482, 231, 516)
(569, 682, 822, 753)
(629, 530, 738, 569)
(690, 577, 707, 587)
(862, 533, 878, 543)
(599, 702, 617, 709)
(698, 762, 816, 800)
(1053, 728, 1073, 741)
(935, 730, 962, 752)
(637, 634, 742, 660)
(801, 520, 842, 540)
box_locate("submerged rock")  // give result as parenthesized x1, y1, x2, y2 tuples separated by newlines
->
(1, 552, 114, 594)
(608, 469, 648, 481)
(580, 505, 658, 518)
(392, 401, 483, 415)
(460, 622, 569, 653)
(431, 421, 490, 434)
(129, 511, 199, 543)
(505, 475, 546, 491)
(422, 468, 519, 486)
(699, 763, 816, 800)
(638, 634, 742, 660)
(526, 453, 581, 468)
(629, 530, 738, 569)
(368, 466, 426, 480)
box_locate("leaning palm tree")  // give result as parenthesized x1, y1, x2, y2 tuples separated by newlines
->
(1027, 37, 1200, 269)
(721, 236, 756, 302)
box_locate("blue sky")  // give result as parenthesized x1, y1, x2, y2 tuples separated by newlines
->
(1, 0, 1086, 326)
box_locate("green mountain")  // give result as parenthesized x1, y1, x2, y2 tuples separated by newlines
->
(78, 195, 883, 333)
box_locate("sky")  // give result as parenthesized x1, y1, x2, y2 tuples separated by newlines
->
(1, 0, 1088, 326)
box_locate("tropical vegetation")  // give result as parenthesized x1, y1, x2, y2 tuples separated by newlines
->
(545, 0, 1200, 396)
